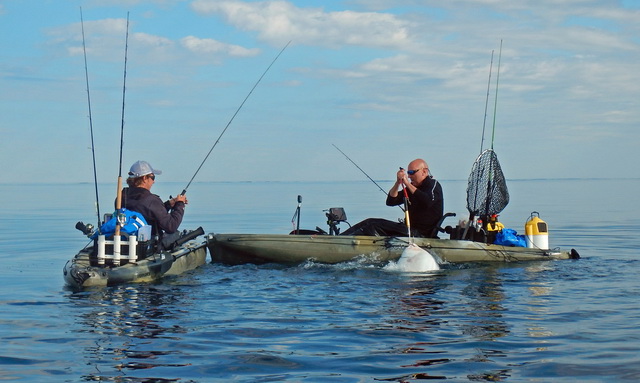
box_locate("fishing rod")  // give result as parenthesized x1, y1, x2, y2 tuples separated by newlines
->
(482, 40, 503, 216)
(401, 183, 412, 240)
(180, 41, 291, 195)
(479, 50, 494, 154)
(470, 48, 495, 213)
(80, 7, 102, 228)
(465, 42, 507, 239)
(332, 144, 388, 196)
(113, 12, 130, 252)
(490, 40, 503, 150)
(333, 144, 405, 212)
(118, 12, 130, 185)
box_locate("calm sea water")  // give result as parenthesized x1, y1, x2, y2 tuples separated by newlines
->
(1, 179, 639, 382)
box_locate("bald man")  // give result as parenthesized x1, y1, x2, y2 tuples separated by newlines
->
(342, 158, 444, 238)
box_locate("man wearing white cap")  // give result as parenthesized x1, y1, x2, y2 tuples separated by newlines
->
(122, 160, 187, 245)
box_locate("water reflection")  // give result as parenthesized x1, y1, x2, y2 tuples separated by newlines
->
(458, 267, 513, 382)
(380, 268, 515, 381)
(377, 275, 450, 381)
(460, 267, 509, 341)
(523, 263, 556, 345)
(388, 276, 446, 332)
(68, 284, 192, 382)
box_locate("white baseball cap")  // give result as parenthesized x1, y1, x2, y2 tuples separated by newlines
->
(128, 160, 162, 178)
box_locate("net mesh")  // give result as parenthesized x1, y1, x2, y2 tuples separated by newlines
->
(466, 149, 509, 216)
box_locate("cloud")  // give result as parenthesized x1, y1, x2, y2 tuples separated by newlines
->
(5, 0, 640, 183)
(181, 36, 261, 57)
(191, 0, 412, 49)
(134, 32, 174, 49)
(53, 16, 260, 67)
(50, 18, 134, 61)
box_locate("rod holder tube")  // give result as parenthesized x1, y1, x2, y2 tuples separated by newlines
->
(97, 235, 106, 265)
(128, 235, 138, 261)
(113, 235, 121, 266)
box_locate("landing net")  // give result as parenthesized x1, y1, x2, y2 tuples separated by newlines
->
(466, 149, 509, 217)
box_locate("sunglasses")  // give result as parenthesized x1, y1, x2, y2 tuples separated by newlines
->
(407, 168, 423, 175)
(149, 174, 156, 181)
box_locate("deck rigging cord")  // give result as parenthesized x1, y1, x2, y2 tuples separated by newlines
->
(80, 7, 101, 229)
(180, 41, 291, 196)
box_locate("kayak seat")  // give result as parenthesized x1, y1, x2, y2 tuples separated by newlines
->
(431, 212, 456, 238)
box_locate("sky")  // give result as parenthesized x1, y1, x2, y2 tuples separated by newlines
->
(1, 0, 639, 186)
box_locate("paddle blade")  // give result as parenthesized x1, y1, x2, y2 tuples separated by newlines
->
(466, 149, 509, 217)
(396, 243, 440, 272)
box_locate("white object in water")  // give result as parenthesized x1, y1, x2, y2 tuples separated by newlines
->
(397, 243, 440, 272)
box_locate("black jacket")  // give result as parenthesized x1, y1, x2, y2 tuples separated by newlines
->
(121, 187, 184, 237)
(386, 176, 444, 236)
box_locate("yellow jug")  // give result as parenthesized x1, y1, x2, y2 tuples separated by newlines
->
(525, 211, 549, 250)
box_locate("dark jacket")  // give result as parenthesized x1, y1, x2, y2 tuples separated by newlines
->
(386, 176, 444, 237)
(121, 187, 184, 237)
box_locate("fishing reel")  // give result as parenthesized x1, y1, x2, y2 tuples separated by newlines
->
(75, 221, 95, 238)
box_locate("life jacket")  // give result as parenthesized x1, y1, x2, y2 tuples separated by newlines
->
(91, 208, 148, 239)
(486, 221, 505, 232)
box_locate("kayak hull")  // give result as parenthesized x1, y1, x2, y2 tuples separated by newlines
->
(208, 233, 579, 265)
(63, 239, 208, 289)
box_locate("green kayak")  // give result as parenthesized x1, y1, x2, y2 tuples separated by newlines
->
(64, 228, 208, 289)
(207, 233, 579, 266)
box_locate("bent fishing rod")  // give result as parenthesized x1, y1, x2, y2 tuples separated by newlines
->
(333, 144, 405, 212)
(180, 41, 291, 196)
(332, 144, 388, 196)
(80, 7, 101, 228)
